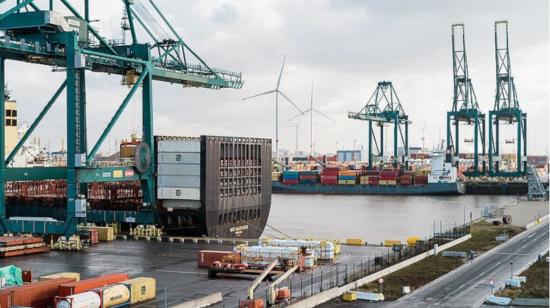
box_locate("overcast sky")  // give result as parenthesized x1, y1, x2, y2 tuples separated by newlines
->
(4, 0, 549, 155)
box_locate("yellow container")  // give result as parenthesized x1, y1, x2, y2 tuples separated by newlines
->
(342, 291, 357, 302)
(346, 238, 365, 246)
(84, 226, 115, 241)
(407, 236, 422, 247)
(331, 240, 341, 255)
(379, 180, 397, 186)
(123, 277, 157, 304)
(100, 284, 130, 308)
(384, 240, 401, 247)
(38, 272, 81, 282)
(338, 180, 356, 185)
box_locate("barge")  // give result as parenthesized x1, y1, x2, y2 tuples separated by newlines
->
(272, 181, 465, 195)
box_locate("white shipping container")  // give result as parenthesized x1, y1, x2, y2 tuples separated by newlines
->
(158, 152, 201, 164)
(56, 291, 101, 308)
(157, 175, 200, 188)
(157, 164, 200, 176)
(267, 239, 335, 260)
(157, 187, 200, 200)
(157, 140, 200, 152)
(239, 246, 300, 266)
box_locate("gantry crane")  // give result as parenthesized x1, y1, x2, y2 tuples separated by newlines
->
(488, 21, 526, 177)
(446, 24, 485, 176)
(0, 0, 242, 235)
(349, 81, 410, 169)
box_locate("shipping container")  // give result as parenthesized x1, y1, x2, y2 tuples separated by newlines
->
(56, 291, 101, 308)
(81, 227, 114, 242)
(157, 175, 201, 188)
(338, 180, 356, 185)
(197, 250, 239, 268)
(157, 164, 200, 176)
(0, 277, 76, 308)
(122, 277, 156, 304)
(39, 272, 81, 282)
(157, 187, 200, 200)
(157, 139, 200, 152)
(94, 284, 130, 308)
(157, 152, 201, 164)
(58, 274, 129, 297)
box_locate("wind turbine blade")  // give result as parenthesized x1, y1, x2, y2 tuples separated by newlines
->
(312, 108, 336, 123)
(288, 109, 310, 122)
(276, 54, 287, 89)
(242, 89, 276, 101)
(278, 90, 304, 114)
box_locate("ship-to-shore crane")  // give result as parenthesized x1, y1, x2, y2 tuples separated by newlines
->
(349, 81, 410, 169)
(0, 0, 242, 235)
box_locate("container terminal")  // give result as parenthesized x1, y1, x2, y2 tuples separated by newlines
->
(0, 1, 547, 308)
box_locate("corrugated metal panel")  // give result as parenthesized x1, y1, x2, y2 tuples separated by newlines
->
(157, 175, 200, 188)
(157, 152, 201, 164)
(157, 187, 200, 200)
(161, 200, 202, 209)
(157, 164, 200, 176)
(157, 140, 200, 153)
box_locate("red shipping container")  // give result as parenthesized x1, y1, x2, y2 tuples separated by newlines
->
(0, 277, 76, 308)
(197, 250, 238, 268)
(414, 175, 428, 185)
(368, 178, 379, 185)
(89, 229, 99, 245)
(282, 179, 299, 185)
(58, 273, 129, 297)
(22, 269, 32, 283)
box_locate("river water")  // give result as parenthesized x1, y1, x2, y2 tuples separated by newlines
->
(263, 194, 517, 243)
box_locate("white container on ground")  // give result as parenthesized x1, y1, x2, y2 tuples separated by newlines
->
(56, 291, 101, 308)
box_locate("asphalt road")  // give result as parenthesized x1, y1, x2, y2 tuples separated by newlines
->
(382, 220, 549, 308)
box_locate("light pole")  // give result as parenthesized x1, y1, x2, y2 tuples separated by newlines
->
(510, 262, 513, 279)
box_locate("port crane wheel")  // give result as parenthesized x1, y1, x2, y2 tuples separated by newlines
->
(134, 141, 152, 174)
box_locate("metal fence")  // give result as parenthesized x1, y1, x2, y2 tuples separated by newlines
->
(247, 223, 470, 306)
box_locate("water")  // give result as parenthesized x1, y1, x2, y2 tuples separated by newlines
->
(263, 194, 517, 243)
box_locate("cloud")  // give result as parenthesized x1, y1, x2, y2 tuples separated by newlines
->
(3, 0, 548, 156)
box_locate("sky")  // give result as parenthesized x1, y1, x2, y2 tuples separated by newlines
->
(3, 0, 549, 156)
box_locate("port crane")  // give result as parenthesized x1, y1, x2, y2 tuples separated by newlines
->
(349, 81, 410, 169)
(0, 0, 242, 235)
(488, 21, 526, 177)
(446, 24, 486, 176)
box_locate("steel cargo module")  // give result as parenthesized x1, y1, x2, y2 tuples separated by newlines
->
(155, 135, 272, 238)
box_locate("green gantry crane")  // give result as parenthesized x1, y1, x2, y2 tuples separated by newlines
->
(446, 23, 486, 176)
(488, 21, 526, 177)
(349, 81, 410, 169)
(0, 0, 243, 235)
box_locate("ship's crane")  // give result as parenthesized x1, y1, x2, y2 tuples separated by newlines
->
(446, 24, 486, 176)
(488, 21, 527, 177)
(349, 81, 410, 169)
(0, 0, 243, 235)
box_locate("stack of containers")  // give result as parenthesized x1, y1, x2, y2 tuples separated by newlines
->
(0, 277, 76, 308)
(338, 170, 357, 185)
(282, 171, 299, 185)
(320, 167, 339, 185)
(272, 171, 282, 182)
(267, 239, 335, 261)
(299, 171, 319, 184)
(379, 170, 398, 186)
(156, 137, 201, 208)
(57, 274, 129, 297)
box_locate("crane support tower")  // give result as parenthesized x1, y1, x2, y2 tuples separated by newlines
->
(0, 0, 242, 235)
(446, 24, 486, 176)
(349, 81, 410, 169)
(488, 21, 526, 177)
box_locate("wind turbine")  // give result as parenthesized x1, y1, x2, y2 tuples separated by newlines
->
(290, 82, 335, 156)
(288, 115, 305, 155)
(242, 55, 303, 161)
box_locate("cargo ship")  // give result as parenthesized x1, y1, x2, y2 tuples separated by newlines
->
(5, 135, 272, 239)
(272, 154, 466, 195)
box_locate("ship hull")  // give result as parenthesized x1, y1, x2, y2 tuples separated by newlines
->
(272, 181, 466, 195)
